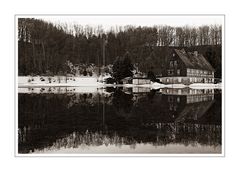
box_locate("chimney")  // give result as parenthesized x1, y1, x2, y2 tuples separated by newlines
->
(194, 51, 198, 56)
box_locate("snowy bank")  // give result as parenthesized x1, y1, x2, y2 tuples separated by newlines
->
(17, 86, 114, 95)
(150, 82, 186, 89)
(151, 82, 221, 90)
(18, 76, 222, 90)
(18, 76, 103, 87)
(189, 83, 222, 89)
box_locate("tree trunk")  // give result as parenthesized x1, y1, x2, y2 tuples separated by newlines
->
(41, 41, 46, 71)
(32, 40, 36, 70)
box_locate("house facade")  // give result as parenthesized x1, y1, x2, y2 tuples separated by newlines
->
(159, 49, 215, 84)
(132, 77, 151, 85)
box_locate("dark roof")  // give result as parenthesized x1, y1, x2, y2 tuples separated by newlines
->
(174, 49, 215, 71)
(175, 99, 215, 123)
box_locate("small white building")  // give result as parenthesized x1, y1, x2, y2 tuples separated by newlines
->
(132, 77, 151, 85)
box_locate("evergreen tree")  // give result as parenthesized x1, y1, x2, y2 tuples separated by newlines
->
(112, 52, 134, 83)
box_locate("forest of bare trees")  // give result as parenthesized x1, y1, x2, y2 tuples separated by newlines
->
(157, 25, 221, 46)
(18, 18, 222, 78)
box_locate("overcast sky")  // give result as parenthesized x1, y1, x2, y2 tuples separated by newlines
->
(34, 15, 223, 31)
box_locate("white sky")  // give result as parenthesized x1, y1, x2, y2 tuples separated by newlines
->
(33, 15, 223, 31)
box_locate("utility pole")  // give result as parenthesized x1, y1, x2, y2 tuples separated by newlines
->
(103, 96, 105, 129)
(97, 54, 100, 76)
(101, 35, 107, 131)
(103, 37, 106, 67)
(102, 34, 107, 67)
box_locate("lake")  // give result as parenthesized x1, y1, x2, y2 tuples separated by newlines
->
(18, 87, 222, 154)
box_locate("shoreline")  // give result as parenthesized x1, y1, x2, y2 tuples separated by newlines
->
(18, 76, 222, 89)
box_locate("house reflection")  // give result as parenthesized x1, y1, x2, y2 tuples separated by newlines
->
(161, 88, 215, 123)
(132, 87, 216, 121)
(18, 87, 221, 153)
(131, 88, 221, 149)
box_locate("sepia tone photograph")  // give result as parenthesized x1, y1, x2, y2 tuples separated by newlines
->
(16, 15, 224, 155)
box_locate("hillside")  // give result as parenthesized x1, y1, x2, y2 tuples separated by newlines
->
(18, 18, 222, 78)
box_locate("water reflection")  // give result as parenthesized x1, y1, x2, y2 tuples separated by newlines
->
(18, 87, 221, 154)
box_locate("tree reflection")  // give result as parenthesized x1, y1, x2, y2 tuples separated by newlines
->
(18, 88, 222, 153)
(112, 88, 133, 114)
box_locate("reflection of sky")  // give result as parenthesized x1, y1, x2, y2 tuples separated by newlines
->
(30, 125, 221, 154)
(34, 143, 221, 154)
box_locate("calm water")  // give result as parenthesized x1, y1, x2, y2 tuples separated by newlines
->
(18, 87, 222, 154)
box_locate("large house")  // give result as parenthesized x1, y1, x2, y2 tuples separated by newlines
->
(159, 49, 215, 84)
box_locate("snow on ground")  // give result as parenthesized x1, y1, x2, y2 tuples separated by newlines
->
(18, 76, 103, 87)
(18, 76, 222, 90)
(151, 82, 222, 90)
(17, 86, 115, 95)
(18, 86, 98, 94)
(151, 82, 186, 89)
(189, 83, 222, 89)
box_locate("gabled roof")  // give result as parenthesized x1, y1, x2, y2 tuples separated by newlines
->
(174, 49, 215, 71)
(175, 99, 215, 123)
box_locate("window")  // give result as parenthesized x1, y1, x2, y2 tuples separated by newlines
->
(170, 61, 173, 67)
(174, 106, 177, 111)
(173, 53, 175, 57)
(168, 70, 173, 75)
(177, 69, 180, 75)
(174, 61, 177, 66)
(168, 96, 173, 102)
(177, 97, 180, 102)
